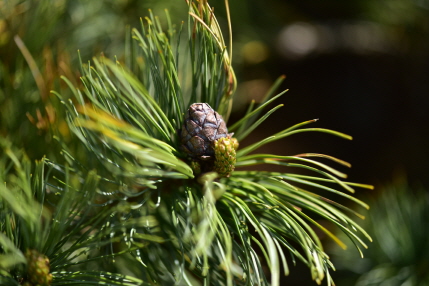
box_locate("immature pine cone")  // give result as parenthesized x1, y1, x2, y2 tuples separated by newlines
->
(181, 103, 232, 160)
(24, 249, 52, 286)
(213, 136, 239, 177)
(181, 103, 238, 176)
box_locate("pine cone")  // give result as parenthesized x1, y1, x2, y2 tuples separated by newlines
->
(181, 103, 239, 177)
(181, 103, 232, 160)
(213, 136, 239, 177)
(24, 249, 52, 286)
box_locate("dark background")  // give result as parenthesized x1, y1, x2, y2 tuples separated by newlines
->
(220, 0, 429, 190)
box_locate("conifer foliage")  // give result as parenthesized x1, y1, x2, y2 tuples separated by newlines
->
(0, 1, 373, 285)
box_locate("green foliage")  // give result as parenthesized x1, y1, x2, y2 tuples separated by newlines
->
(1, 1, 373, 285)
(331, 181, 429, 286)
(0, 137, 161, 285)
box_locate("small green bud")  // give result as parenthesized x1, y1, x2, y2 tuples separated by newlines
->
(25, 249, 52, 286)
(190, 160, 202, 175)
(213, 136, 239, 177)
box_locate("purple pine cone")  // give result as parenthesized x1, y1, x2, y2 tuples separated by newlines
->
(181, 103, 232, 160)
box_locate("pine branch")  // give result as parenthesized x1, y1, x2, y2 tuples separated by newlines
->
(0, 138, 162, 285)
(1, 1, 374, 285)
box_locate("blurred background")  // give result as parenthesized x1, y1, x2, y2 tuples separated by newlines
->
(1, 0, 428, 285)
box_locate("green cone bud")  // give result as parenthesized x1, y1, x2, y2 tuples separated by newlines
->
(25, 249, 52, 286)
(213, 136, 239, 177)
(190, 160, 202, 175)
